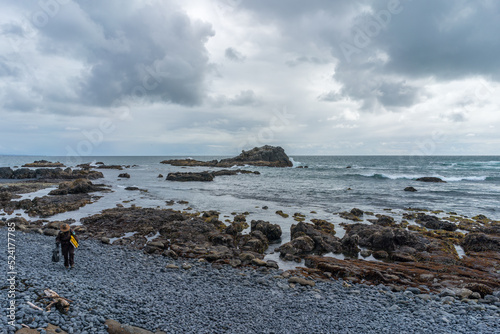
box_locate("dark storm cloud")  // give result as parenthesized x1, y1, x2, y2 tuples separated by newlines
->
(225, 47, 245, 62)
(240, 0, 500, 110)
(4, 1, 214, 110)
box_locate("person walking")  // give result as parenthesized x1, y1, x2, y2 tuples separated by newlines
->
(56, 223, 78, 269)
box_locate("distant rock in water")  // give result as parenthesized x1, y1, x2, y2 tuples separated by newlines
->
(166, 169, 259, 182)
(416, 177, 446, 183)
(167, 172, 214, 182)
(161, 145, 293, 168)
(218, 145, 293, 167)
(22, 160, 65, 168)
(404, 187, 417, 192)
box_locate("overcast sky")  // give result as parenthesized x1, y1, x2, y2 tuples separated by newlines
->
(1, 0, 499, 156)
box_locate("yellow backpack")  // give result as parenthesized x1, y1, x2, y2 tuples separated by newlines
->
(70, 233, 79, 249)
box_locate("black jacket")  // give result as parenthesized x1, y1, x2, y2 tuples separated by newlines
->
(56, 230, 78, 245)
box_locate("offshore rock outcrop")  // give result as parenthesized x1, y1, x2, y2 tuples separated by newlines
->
(161, 145, 293, 168)
(0, 167, 103, 180)
(166, 169, 260, 182)
(416, 177, 446, 183)
(22, 160, 66, 168)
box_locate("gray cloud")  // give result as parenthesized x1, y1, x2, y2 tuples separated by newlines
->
(240, 0, 500, 110)
(225, 47, 245, 62)
(3, 1, 215, 111)
(285, 56, 329, 67)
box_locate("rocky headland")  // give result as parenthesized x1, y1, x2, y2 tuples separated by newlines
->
(161, 145, 293, 168)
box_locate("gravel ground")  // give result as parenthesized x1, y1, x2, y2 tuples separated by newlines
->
(1, 228, 499, 334)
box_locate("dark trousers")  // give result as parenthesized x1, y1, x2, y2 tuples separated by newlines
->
(61, 242, 75, 267)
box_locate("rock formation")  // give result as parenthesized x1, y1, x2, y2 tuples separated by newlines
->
(161, 145, 293, 168)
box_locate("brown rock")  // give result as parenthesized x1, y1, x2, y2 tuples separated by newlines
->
(105, 319, 156, 334)
(288, 276, 315, 287)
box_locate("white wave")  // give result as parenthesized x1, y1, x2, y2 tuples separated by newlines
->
(289, 157, 302, 167)
(358, 173, 488, 182)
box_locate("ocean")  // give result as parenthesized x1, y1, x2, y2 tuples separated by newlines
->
(1, 155, 499, 238)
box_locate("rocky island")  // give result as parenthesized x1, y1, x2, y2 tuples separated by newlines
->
(161, 145, 293, 168)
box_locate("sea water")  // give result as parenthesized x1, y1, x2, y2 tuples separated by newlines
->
(1, 156, 499, 231)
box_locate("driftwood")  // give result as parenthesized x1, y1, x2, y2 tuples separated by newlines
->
(44, 289, 71, 313)
(27, 301, 44, 312)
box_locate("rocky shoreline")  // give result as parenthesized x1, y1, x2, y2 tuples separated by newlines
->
(2, 228, 499, 334)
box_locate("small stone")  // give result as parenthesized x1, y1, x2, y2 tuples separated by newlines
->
(288, 276, 315, 287)
(470, 292, 481, 299)
(406, 287, 421, 295)
(439, 288, 456, 297)
(181, 263, 192, 270)
(165, 264, 179, 269)
(251, 258, 268, 266)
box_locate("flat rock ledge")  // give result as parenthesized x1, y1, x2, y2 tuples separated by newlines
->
(166, 169, 260, 182)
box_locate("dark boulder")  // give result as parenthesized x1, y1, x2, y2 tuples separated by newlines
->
(250, 220, 282, 242)
(350, 208, 364, 217)
(404, 187, 417, 192)
(462, 233, 500, 252)
(417, 214, 457, 231)
(166, 172, 214, 182)
(13, 168, 37, 179)
(416, 177, 446, 183)
(0, 167, 14, 179)
(48, 179, 107, 195)
(118, 173, 130, 178)
(341, 234, 360, 255)
(345, 224, 426, 252)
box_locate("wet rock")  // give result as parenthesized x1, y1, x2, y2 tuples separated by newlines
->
(118, 173, 130, 178)
(350, 208, 364, 217)
(360, 250, 372, 257)
(251, 220, 282, 242)
(211, 169, 260, 177)
(239, 230, 269, 254)
(462, 233, 500, 252)
(416, 177, 446, 183)
(372, 250, 389, 259)
(12, 193, 96, 218)
(0, 167, 14, 179)
(48, 179, 108, 195)
(290, 222, 342, 254)
(166, 172, 214, 182)
(404, 186, 417, 192)
(277, 235, 315, 258)
(370, 215, 395, 227)
(275, 210, 289, 218)
(345, 224, 426, 253)
(417, 214, 457, 231)
(341, 234, 360, 255)
(157, 174, 163, 178)
(97, 165, 124, 170)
